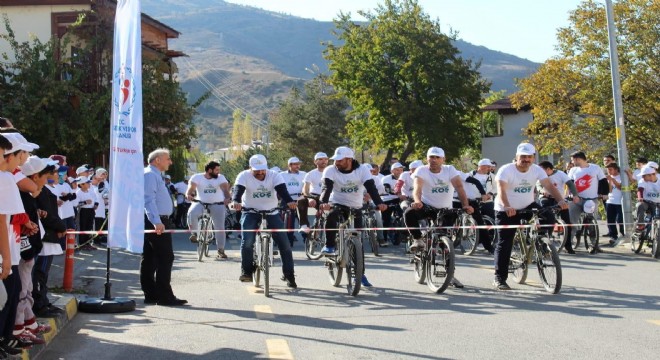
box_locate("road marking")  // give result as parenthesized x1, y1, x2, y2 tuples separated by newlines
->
(648, 320, 660, 326)
(266, 339, 294, 360)
(254, 305, 275, 320)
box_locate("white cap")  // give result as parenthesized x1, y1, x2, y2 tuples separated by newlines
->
(2, 133, 39, 154)
(287, 157, 301, 165)
(68, 176, 77, 183)
(95, 167, 108, 176)
(478, 158, 492, 166)
(409, 160, 423, 169)
(391, 162, 404, 170)
(647, 161, 659, 169)
(361, 163, 373, 171)
(640, 165, 656, 176)
(76, 175, 92, 184)
(164, 174, 171, 180)
(20, 156, 49, 176)
(45, 159, 60, 171)
(516, 143, 536, 156)
(270, 166, 281, 172)
(314, 152, 328, 160)
(76, 165, 91, 175)
(249, 154, 268, 170)
(427, 147, 445, 158)
(330, 146, 355, 161)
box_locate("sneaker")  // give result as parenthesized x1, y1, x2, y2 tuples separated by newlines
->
(189, 234, 198, 243)
(14, 330, 45, 345)
(410, 239, 426, 252)
(281, 275, 297, 288)
(299, 225, 311, 234)
(361, 275, 373, 287)
(609, 237, 622, 247)
(239, 273, 253, 282)
(216, 249, 228, 259)
(26, 323, 52, 335)
(492, 279, 511, 291)
(450, 277, 464, 289)
(321, 246, 336, 255)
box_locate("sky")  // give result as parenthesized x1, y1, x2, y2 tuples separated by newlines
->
(225, 0, 586, 63)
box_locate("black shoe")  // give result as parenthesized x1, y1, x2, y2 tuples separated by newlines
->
(157, 297, 188, 306)
(239, 273, 253, 282)
(0, 340, 22, 355)
(144, 298, 158, 305)
(281, 275, 297, 289)
(493, 279, 511, 291)
(565, 248, 576, 254)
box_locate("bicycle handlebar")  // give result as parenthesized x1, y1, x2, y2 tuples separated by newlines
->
(242, 207, 284, 215)
(191, 199, 224, 206)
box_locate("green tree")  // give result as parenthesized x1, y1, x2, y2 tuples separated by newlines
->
(512, 0, 659, 162)
(324, 0, 488, 166)
(270, 77, 349, 165)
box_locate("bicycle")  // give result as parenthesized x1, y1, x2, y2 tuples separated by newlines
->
(630, 201, 660, 259)
(224, 205, 240, 238)
(508, 207, 562, 294)
(388, 203, 408, 246)
(305, 207, 326, 260)
(452, 206, 478, 255)
(411, 206, 457, 294)
(191, 200, 221, 262)
(361, 203, 379, 256)
(572, 198, 599, 254)
(324, 204, 364, 296)
(548, 206, 569, 252)
(243, 207, 280, 297)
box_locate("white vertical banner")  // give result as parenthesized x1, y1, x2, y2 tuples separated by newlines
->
(108, 0, 144, 252)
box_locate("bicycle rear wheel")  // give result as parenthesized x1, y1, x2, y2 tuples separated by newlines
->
(346, 236, 364, 296)
(510, 233, 528, 284)
(365, 217, 379, 256)
(482, 215, 497, 250)
(584, 219, 598, 253)
(463, 215, 479, 256)
(327, 260, 343, 286)
(205, 219, 214, 258)
(305, 226, 324, 260)
(630, 231, 644, 254)
(426, 235, 454, 294)
(550, 219, 568, 251)
(263, 238, 270, 297)
(535, 241, 562, 294)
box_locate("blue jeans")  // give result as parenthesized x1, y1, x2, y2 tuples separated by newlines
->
(240, 212, 294, 277)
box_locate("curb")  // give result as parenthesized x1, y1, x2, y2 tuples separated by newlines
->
(20, 295, 78, 360)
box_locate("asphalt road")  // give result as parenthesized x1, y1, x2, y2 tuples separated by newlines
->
(41, 230, 660, 360)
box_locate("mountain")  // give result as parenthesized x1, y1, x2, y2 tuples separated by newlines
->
(141, 0, 540, 152)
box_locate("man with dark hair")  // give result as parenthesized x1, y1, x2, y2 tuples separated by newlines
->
(538, 161, 577, 253)
(604, 163, 625, 245)
(603, 155, 615, 167)
(626, 156, 649, 184)
(186, 160, 230, 258)
(0, 117, 13, 128)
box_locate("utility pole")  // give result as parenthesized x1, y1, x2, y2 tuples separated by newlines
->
(605, 0, 632, 237)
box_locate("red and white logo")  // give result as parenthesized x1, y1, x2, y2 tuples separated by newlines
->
(575, 175, 592, 193)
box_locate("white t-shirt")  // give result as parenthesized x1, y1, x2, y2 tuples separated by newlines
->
(639, 180, 660, 203)
(235, 170, 285, 210)
(280, 171, 306, 198)
(495, 163, 548, 211)
(303, 169, 324, 196)
(0, 171, 25, 266)
(190, 173, 228, 203)
(606, 174, 622, 205)
(539, 170, 570, 198)
(381, 174, 399, 202)
(399, 171, 415, 198)
(173, 181, 188, 204)
(568, 164, 605, 199)
(322, 165, 372, 209)
(75, 189, 95, 209)
(54, 183, 75, 219)
(412, 165, 461, 209)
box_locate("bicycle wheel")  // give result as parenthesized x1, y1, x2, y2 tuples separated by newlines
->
(365, 217, 379, 256)
(630, 231, 644, 254)
(346, 236, 364, 296)
(263, 237, 270, 297)
(584, 219, 598, 253)
(426, 235, 455, 294)
(510, 232, 528, 284)
(327, 260, 343, 286)
(197, 216, 209, 262)
(452, 217, 462, 249)
(535, 241, 562, 294)
(205, 219, 214, 258)
(550, 219, 568, 251)
(651, 221, 660, 259)
(463, 215, 479, 256)
(305, 225, 324, 260)
(253, 241, 261, 287)
(413, 253, 426, 284)
(482, 215, 497, 249)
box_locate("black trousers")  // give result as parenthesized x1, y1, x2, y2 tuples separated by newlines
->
(0, 266, 20, 338)
(381, 199, 401, 242)
(324, 205, 363, 247)
(140, 216, 175, 301)
(404, 205, 457, 239)
(78, 208, 95, 245)
(32, 254, 54, 312)
(539, 197, 573, 251)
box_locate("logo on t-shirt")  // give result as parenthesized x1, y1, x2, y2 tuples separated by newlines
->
(203, 184, 217, 194)
(287, 180, 300, 187)
(339, 181, 359, 193)
(431, 179, 450, 193)
(514, 179, 533, 193)
(252, 185, 273, 199)
(575, 175, 592, 193)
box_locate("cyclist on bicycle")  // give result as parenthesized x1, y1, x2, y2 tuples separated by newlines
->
(186, 161, 231, 259)
(634, 165, 660, 234)
(319, 146, 387, 287)
(299, 152, 328, 234)
(231, 154, 298, 288)
(394, 160, 423, 210)
(567, 151, 609, 253)
(280, 157, 307, 246)
(492, 143, 568, 290)
(537, 161, 577, 254)
(404, 147, 473, 288)
(381, 162, 405, 246)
